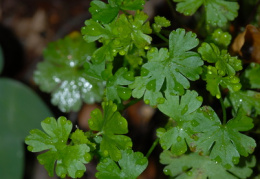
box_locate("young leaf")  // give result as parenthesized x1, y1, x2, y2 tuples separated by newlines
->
(190, 106, 256, 168)
(106, 67, 134, 103)
(88, 101, 132, 161)
(203, 66, 241, 98)
(152, 16, 171, 33)
(157, 90, 203, 156)
(224, 90, 260, 117)
(198, 42, 242, 76)
(82, 11, 152, 63)
(34, 34, 104, 112)
(206, 29, 232, 48)
(25, 117, 91, 178)
(96, 150, 148, 179)
(160, 150, 255, 178)
(130, 29, 203, 106)
(173, 0, 239, 27)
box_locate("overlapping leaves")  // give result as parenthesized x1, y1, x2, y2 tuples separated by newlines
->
(25, 117, 91, 178)
(130, 28, 203, 106)
(199, 42, 242, 76)
(203, 66, 242, 98)
(190, 107, 256, 168)
(173, 0, 239, 27)
(82, 10, 152, 63)
(160, 151, 255, 179)
(96, 149, 148, 179)
(34, 34, 104, 112)
(88, 101, 132, 161)
(105, 67, 134, 103)
(157, 90, 203, 156)
(198, 42, 242, 98)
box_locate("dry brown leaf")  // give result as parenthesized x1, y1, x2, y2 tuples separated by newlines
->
(231, 24, 260, 63)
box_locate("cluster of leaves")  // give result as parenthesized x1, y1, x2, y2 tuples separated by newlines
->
(26, 0, 260, 178)
(25, 101, 148, 178)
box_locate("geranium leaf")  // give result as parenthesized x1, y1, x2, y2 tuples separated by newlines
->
(88, 101, 132, 161)
(25, 117, 91, 178)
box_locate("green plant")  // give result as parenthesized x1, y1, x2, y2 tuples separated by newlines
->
(25, 0, 260, 178)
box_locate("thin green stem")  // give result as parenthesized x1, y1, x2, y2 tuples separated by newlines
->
(95, 131, 103, 136)
(146, 138, 159, 158)
(220, 98, 227, 125)
(154, 31, 169, 43)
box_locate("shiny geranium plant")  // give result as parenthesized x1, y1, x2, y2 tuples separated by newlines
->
(25, 0, 260, 178)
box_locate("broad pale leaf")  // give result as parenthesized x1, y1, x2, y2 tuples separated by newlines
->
(34, 34, 104, 112)
(0, 78, 52, 179)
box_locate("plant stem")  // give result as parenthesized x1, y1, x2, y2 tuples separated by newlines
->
(145, 138, 159, 158)
(154, 32, 169, 43)
(220, 98, 227, 125)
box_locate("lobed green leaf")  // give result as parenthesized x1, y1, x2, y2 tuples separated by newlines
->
(89, 1, 119, 24)
(153, 16, 171, 33)
(96, 149, 148, 179)
(82, 11, 152, 64)
(88, 101, 132, 161)
(160, 150, 255, 178)
(190, 106, 256, 168)
(25, 117, 91, 178)
(106, 67, 134, 103)
(224, 90, 260, 117)
(157, 90, 202, 156)
(173, 0, 239, 27)
(198, 42, 242, 76)
(130, 29, 203, 106)
(203, 66, 242, 98)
